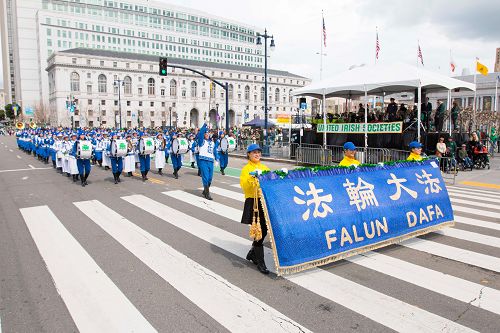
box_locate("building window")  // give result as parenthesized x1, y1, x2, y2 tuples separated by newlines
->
(170, 79, 177, 96)
(72, 58, 77, 64)
(191, 81, 197, 97)
(124, 76, 132, 94)
(161, 102, 165, 107)
(260, 87, 265, 101)
(127, 110, 131, 116)
(275, 88, 280, 102)
(86, 84, 92, 94)
(98, 74, 107, 93)
(113, 62, 117, 68)
(150, 102, 154, 107)
(181, 89, 186, 98)
(70, 72, 80, 92)
(244, 85, 250, 101)
(126, 101, 131, 106)
(148, 78, 155, 96)
(101, 100, 106, 106)
(88, 99, 93, 105)
(100, 61, 104, 66)
(87, 73, 91, 79)
(228, 84, 233, 100)
(289, 89, 293, 103)
(88, 110, 93, 117)
(139, 101, 143, 106)
(160, 88, 165, 96)
(102, 110, 106, 116)
(150, 111, 155, 117)
(114, 100, 118, 106)
(138, 87, 143, 95)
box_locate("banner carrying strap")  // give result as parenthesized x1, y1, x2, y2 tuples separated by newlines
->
(249, 176, 262, 241)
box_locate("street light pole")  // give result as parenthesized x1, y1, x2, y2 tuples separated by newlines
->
(114, 79, 124, 129)
(256, 29, 275, 156)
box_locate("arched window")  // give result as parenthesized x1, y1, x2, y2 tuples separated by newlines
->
(148, 78, 155, 96)
(70, 72, 80, 92)
(244, 85, 250, 101)
(275, 88, 280, 102)
(289, 89, 293, 103)
(191, 81, 197, 97)
(170, 79, 177, 97)
(124, 76, 132, 95)
(228, 84, 234, 100)
(260, 87, 265, 101)
(98, 74, 107, 93)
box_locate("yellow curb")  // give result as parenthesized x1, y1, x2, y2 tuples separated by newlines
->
(459, 181, 500, 190)
(132, 172, 165, 184)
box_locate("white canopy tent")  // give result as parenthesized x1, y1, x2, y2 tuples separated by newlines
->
(293, 62, 476, 147)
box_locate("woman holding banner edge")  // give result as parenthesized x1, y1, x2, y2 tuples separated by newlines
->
(240, 143, 271, 274)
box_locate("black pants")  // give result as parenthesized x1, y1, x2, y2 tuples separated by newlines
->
(241, 197, 268, 246)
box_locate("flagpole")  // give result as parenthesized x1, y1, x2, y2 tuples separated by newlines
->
(375, 26, 378, 65)
(448, 49, 452, 135)
(320, 10, 323, 80)
(495, 76, 498, 113)
(321, 10, 326, 147)
(473, 58, 477, 132)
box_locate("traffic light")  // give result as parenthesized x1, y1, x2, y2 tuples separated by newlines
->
(159, 57, 168, 76)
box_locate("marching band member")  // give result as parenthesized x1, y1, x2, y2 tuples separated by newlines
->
(215, 131, 229, 175)
(62, 133, 71, 177)
(407, 141, 424, 161)
(240, 143, 270, 274)
(124, 133, 135, 177)
(42, 132, 50, 164)
(72, 132, 92, 187)
(54, 132, 64, 173)
(138, 132, 151, 182)
(48, 132, 56, 168)
(101, 132, 111, 170)
(195, 123, 215, 200)
(154, 133, 166, 175)
(68, 133, 80, 182)
(164, 131, 171, 164)
(188, 134, 196, 168)
(94, 133, 103, 167)
(108, 132, 124, 184)
(132, 131, 140, 168)
(170, 132, 183, 179)
(338, 142, 360, 167)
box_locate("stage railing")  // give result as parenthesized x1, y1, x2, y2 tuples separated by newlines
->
(296, 145, 332, 166)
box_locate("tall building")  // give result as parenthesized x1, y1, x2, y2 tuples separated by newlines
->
(495, 47, 500, 73)
(0, 0, 267, 116)
(46, 48, 309, 128)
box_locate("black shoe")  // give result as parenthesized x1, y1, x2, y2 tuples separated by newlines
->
(158, 169, 163, 175)
(254, 246, 269, 274)
(246, 247, 258, 265)
(197, 169, 201, 176)
(174, 169, 178, 179)
(221, 168, 225, 175)
(144, 171, 149, 180)
(191, 162, 195, 168)
(114, 173, 118, 184)
(204, 186, 213, 200)
(141, 172, 146, 182)
(84, 173, 89, 185)
(105, 166, 110, 170)
(128, 172, 133, 177)
(117, 173, 121, 182)
(81, 179, 86, 187)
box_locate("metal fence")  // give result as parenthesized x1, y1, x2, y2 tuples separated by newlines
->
(296, 146, 332, 166)
(431, 156, 457, 185)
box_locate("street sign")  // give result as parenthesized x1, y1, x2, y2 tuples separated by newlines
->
(24, 106, 34, 116)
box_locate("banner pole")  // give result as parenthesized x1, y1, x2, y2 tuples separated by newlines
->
(417, 81, 422, 142)
(323, 90, 326, 147)
(448, 90, 452, 136)
(364, 85, 368, 151)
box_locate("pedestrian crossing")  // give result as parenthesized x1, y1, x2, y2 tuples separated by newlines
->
(18, 183, 500, 332)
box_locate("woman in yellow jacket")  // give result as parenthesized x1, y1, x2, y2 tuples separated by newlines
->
(240, 143, 270, 274)
(407, 141, 424, 161)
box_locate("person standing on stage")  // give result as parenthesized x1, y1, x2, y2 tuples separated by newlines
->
(154, 132, 166, 175)
(195, 123, 215, 200)
(451, 101, 460, 131)
(215, 131, 229, 175)
(338, 142, 360, 167)
(434, 100, 445, 132)
(407, 141, 424, 161)
(108, 132, 124, 184)
(72, 132, 92, 187)
(240, 143, 270, 274)
(170, 132, 183, 179)
(138, 132, 152, 181)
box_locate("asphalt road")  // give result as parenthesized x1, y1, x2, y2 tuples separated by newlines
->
(0, 135, 499, 333)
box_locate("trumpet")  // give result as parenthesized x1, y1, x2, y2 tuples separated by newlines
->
(29, 122, 37, 129)
(16, 122, 25, 130)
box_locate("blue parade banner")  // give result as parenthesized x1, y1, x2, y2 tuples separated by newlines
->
(258, 159, 454, 275)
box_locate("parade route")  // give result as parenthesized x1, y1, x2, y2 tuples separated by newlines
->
(1, 136, 500, 333)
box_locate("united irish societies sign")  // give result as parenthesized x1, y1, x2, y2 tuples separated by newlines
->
(317, 122, 403, 134)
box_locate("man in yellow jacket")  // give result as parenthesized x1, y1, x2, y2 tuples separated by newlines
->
(338, 142, 360, 167)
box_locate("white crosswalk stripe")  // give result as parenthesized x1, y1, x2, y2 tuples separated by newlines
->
(74, 200, 310, 333)
(124, 194, 478, 332)
(449, 186, 500, 196)
(17, 182, 500, 332)
(20, 206, 156, 333)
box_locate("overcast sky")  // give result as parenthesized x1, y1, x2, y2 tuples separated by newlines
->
(1, 0, 499, 89)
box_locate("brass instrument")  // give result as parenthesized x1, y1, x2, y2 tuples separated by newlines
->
(29, 122, 37, 129)
(16, 122, 25, 130)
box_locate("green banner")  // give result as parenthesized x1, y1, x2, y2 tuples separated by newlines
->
(317, 122, 403, 134)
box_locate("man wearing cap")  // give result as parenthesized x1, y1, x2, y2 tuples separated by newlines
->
(170, 132, 183, 179)
(138, 132, 152, 181)
(108, 132, 124, 184)
(72, 132, 92, 187)
(215, 131, 229, 175)
(339, 142, 360, 167)
(407, 141, 424, 161)
(195, 123, 215, 199)
(68, 133, 80, 181)
(240, 143, 270, 274)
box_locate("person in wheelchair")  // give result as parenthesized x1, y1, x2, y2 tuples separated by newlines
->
(473, 143, 490, 168)
(457, 144, 473, 170)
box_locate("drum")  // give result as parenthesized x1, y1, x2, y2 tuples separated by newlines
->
(171, 137, 189, 154)
(56, 151, 63, 159)
(139, 137, 155, 155)
(220, 137, 237, 152)
(76, 140, 92, 159)
(110, 139, 128, 157)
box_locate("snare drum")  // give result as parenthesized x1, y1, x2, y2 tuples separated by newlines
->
(139, 137, 155, 155)
(220, 137, 237, 152)
(110, 139, 128, 157)
(171, 137, 189, 154)
(76, 140, 92, 159)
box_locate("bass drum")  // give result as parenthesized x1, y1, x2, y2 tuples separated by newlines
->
(76, 140, 92, 159)
(110, 139, 128, 157)
(220, 137, 237, 152)
(171, 137, 189, 154)
(139, 137, 155, 155)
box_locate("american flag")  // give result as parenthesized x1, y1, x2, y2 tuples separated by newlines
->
(322, 17, 327, 47)
(417, 43, 424, 66)
(375, 31, 380, 59)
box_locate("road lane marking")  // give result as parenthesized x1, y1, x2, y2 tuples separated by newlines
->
(459, 181, 500, 190)
(450, 198, 500, 211)
(200, 186, 245, 201)
(448, 191, 500, 204)
(9, 149, 13, 152)
(454, 216, 500, 232)
(452, 204, 500, 220)
(28, 164, 35, 169)
(75, 200, 310, 333)
(0, 167, 52, 173)
(124, 194, 478, 333)
(448, 188, 500, 200)
(16, 155, 21, 159)
(20, 206, 156, 333)
(167, 189, 500, 273)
